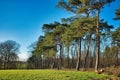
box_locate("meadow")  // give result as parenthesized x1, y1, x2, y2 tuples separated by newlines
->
(0, 70, 119, 80)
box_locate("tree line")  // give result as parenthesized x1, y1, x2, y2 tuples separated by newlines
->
(27, 0, 120, 72)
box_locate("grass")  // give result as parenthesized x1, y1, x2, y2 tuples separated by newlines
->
(0, 70, 118, 80)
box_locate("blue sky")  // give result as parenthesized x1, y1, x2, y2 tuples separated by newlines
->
(0, 0, 119, 61)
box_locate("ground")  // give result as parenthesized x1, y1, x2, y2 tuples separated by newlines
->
(0, 69, 119, 80)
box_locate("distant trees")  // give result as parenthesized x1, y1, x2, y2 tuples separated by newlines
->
(103, 45, 120, 67)
(0, 40, 20, 69)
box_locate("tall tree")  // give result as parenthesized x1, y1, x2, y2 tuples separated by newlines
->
(90, 0, 115, 72)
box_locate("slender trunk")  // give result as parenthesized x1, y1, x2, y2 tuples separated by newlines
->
(67, 46, 70, 68)
(95, 9, 100, 72)
(76, 38, 81, 71)
(83, 45, 90, 69)
(35, 55, 38, 69)
(51, 57, 55, 69)
(58, 44, 62, 70)
(115, 49, 119, 66)
(70, 45, 74, 68)
(57, 56, 59, 69)
(60, 44, 62, 69)
(42, 56, 44, 69)
(4, 56, 7, 69)
(47, 51, 50, 68)
(83, 34, 92, 70)
(6, 53, 10, 69)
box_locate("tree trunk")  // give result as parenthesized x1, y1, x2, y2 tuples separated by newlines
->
(115, 49, 119, 66)
(76, 38, 81, 71)
(67, 46, 70, 68)
(51, 57, 55, 69)
(95, 9, 100, 72)
(59, 44, 62, 69)
(83, 45, 89, 70)
(70, 45, 74, 68)
(83, 34, 91, 70)
(4, 54, 8, 69)
(6, 53, 10, 69)
(4, 58, 7, 69)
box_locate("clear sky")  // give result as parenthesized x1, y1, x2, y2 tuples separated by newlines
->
(0, 0, 120, 61)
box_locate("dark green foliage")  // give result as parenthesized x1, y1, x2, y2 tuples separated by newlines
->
(113, 5, 120, 20)
(112, 27, 120, 47)
(27, 0, 120, 71)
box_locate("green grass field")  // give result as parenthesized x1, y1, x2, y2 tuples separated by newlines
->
(0, 70, 118, 80)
